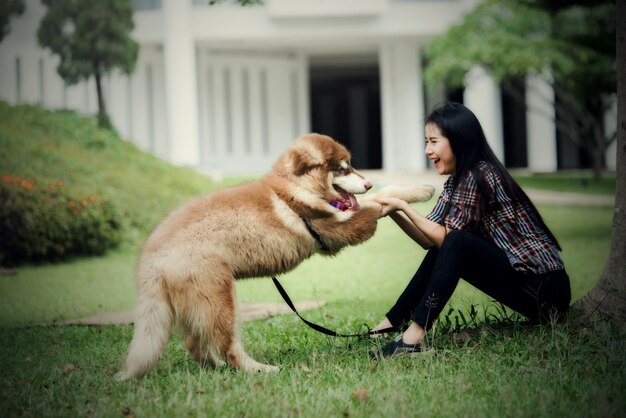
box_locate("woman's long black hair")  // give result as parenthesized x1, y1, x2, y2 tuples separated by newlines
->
(426, 102, 561, 250)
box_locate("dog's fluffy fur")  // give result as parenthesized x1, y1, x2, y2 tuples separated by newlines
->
(116, 133, 434, 379)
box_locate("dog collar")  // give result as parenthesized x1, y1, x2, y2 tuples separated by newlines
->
(329, 200, 349, 211)
(302, 218, 331, 252)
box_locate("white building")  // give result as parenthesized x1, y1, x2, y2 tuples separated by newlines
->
(0, 0, 617, 175)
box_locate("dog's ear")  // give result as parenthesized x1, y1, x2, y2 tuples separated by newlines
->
(289, 146, 324, 176)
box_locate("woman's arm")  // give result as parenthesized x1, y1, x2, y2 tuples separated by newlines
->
(379, 197, 451, 249)
(388, 212, 434, 249)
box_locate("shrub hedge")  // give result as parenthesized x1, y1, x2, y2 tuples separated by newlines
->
(0, 175, 122, 265)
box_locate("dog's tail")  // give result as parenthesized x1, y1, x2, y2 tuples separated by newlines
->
(115, 279, 174, 381)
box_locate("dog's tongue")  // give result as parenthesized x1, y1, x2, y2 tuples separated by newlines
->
(349, 193, 360, 211)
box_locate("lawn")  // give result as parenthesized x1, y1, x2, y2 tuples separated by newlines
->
(511, 170, 616, 196)
(0, 198, 622, 418)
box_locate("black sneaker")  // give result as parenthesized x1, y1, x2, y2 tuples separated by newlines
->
(369, 336, 429, 359)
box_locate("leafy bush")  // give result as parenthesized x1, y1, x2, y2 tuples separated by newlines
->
(0, 175, 122, 265)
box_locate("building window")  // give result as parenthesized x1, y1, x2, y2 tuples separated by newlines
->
(39, 58, 45, 105)
(133, 0, 162, 11)
(242, 68, 252, 154)
(127, 76, 133, 138)
(223, 67, 233, 154)
(260, 69, 269, 154)
(290, 69, 299, 139)
(83, 79, 90, 110)
(15, 57, 21, 102)
(206, 67, 216, 156)
(192, 0, 245, 5)
(147, 64, 155, 152)
(63, 82, 68, 108)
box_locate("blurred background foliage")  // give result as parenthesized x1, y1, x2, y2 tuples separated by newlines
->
(424, 0, 616, 181)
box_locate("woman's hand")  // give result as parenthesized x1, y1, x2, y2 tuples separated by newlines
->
(375, 197, 408, 217)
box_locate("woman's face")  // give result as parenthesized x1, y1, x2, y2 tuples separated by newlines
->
(424, 122, 456, 175)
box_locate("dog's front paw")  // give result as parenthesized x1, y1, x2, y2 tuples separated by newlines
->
(414, 184, 436, 202)
(371, 184, 435, 203)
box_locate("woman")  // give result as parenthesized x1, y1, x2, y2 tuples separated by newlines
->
(370, 102, 571, 358)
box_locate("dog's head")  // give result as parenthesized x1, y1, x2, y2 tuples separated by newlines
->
(272, 133, 372, 211)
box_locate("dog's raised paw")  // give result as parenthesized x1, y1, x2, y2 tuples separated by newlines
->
(370, 184, 435, 203)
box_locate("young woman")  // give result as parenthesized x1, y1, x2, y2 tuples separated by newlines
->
(370, 102, 571, 358)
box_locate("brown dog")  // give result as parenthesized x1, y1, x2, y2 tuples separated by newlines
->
(116, 133, 434, 379)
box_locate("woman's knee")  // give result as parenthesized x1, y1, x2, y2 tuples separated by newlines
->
(519, 270, 571, 323)
(440, 229, 470, 253)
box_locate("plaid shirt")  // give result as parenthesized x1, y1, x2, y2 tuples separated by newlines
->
(426, 162, 564, 274)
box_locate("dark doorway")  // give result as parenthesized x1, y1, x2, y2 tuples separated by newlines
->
(554, 88, 594, 169)
(447, 87, 465, 105)
(309, 59, 382, 169)
(501, 78, 528, 168)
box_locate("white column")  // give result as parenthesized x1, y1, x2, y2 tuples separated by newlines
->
(525, 74, 557, 172)
(464, 67, 504, 162)
(163, 0, 199, 166)
(379, 40, 425, 171)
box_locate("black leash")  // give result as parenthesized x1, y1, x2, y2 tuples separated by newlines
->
(271, 276, 398, 338)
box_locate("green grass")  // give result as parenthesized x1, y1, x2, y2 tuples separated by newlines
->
(0, 309, 623, 417)
(511, 170, 616, 196)
(0, 202, 620, 417)
(0, 104, 622, 417)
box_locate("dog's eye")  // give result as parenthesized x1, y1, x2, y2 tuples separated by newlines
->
(334, 167, 348, 175)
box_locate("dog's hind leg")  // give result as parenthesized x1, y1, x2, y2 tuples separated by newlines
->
(217, 308, 280, 373)
(184, 265, 279, 373)
(181, 325, 224, 369)
(219, 297, 280, 373)
(115, 271, 174, 380)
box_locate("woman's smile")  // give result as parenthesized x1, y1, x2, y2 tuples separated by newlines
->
(424, 123, 456, 175)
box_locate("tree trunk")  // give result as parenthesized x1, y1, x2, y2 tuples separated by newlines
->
(94, 70, 106, 118)
(590, 141, 605, 183)
(571, 0, 626, 330)
(93, 62, 110, 132)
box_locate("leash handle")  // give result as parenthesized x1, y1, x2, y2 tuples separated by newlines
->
(272, 277, 398, 338)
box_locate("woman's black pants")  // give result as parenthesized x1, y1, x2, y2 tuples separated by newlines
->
(385, 230, 571, 330)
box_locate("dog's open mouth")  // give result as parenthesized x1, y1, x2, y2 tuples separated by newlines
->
(329, 186, 361, 212)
